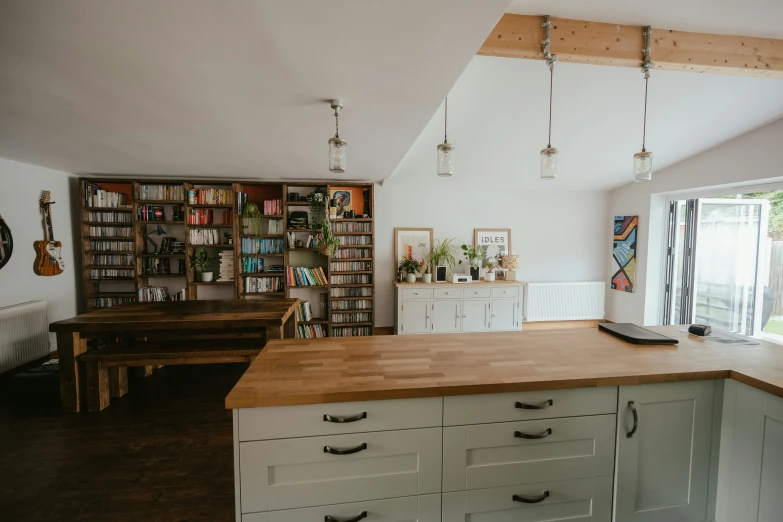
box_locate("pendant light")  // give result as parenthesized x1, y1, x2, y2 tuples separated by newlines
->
(437, 97, 454, 177)
(328, 99, 346, 173)
(634, 27, 654, 182)
(540, 15, 558, 180)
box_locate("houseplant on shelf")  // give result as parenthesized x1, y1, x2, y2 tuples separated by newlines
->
(430, 237, 458, 282)
(399, 256, 421, 283)
(318, 221, 341, 257)
(460, 244, 484, 281)
(309, 189, 328, 230)
(484, 260, 497, 281)
(189, 248, 213, 282)
(422, 263, 432, 284)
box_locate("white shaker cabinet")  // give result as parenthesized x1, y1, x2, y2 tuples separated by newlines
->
(717, 380, 783, 522)
(432, 300, 461, 333)
(490, 298, 518, 331)
(615, 380, 716, 522)
(461, 299, 490, 333)
(400, 300, 431, 335)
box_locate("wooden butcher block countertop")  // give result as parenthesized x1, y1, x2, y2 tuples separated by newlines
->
(225, 325, 783, 409)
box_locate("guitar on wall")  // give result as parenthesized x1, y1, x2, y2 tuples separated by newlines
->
(33, 190, 65, 276)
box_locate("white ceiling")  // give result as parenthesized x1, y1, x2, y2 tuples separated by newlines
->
(508, 0, 783, 39)
(390, 56, 783, 191)
(0, 0, 510, 181)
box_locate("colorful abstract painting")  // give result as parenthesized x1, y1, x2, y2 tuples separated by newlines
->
(612, 215, 638, 293)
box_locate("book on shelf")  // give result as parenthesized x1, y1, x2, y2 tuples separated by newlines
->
(267, 264, 284, 273)
(84, 182, 130, 208)
(286, 266, 328, 287)
(331, 312, 372, 323)
(138, 286, 186, 302)
(192, 188, 233, 205)
(137, 205, 165, 221)
(139, 185, 184, 201)
(332, 326, 373, 337)
(268, 219, 282, 234)
(88, 225, 133, 238)
(263, 199, 282, 216)
(90, 253, 134, 266)
(297, 323, 327, 339)
(295, 301, 313, 322)
(92, 296, 136, 308)
(89, 240, 134, 252)
(241, 257, 264, 274)
(87, 211, 132, 223)
(158, 237, 185, 254)
(218, 251, 234, 282)
(89, 268, 134, 280)
(188, 208, 233, 225)
(189, 228, 223, 245)
(243, 276, 283, 293)
(287, 231, 318, 248)
(240, 238, 284, 254)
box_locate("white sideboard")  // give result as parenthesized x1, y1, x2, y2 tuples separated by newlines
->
(233, 380, 721, 522)
(393, 281, 525, 335)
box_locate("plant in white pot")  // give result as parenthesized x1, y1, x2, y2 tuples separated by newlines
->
(484, 260, 497, 281)
(430, 238, 458, 283)
(422, 263, 432, 283)
(459, 244, 483, 281)
(318, 221, 340, 257)
(189, 248, 213, 282)
(399, 256, 421, 283)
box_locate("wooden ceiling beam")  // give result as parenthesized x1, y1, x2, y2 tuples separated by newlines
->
(478, 14, 783, 78)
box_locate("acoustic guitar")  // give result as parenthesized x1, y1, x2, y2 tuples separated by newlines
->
(0, 213, 12, 270)
(33, 190, 65, 276)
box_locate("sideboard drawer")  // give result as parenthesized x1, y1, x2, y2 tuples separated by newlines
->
(464, 287, 491, 299)
(238, 397, 442, 441)
(239, 428, 442, 513)
(242, 494, 441, 522)
(443, 387, 618, 426)
(491, 285, 519, 298)
(433, 287, 462, 300)
(443, 414, 616, 491)
(402, 288, 432, 300)
(441, 476, 612, 522)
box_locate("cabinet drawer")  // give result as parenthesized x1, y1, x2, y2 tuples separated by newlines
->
(444, 387, 618, 426)
(433, 287, 462, 299)
(491, 285, 519, 298)
(239, 428, 442, 512)
(237, 397, 442, 441)
(464, 287, 491, 299)
(442, 476, 612, 522)
(242, 494, 441, 522)
(443, 414, 616, 491)
(402, 288, 432, 300)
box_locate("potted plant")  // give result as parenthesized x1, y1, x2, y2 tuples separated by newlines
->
(223, 232, 233, 245)
(189, 248, 213, 282)
(430, 237, 458, 282)
(460, 244, 484, 281)
(318, 221, 340, 257)
(422, 263, 432, 284)
(484, 260, 496, 281)
(399, 256, 421, 283)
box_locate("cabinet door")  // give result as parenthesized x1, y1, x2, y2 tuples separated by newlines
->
(615, 381, 715, 522)
(401, 300, 431, 334)
(490, 299, 518, 331)
(432, 300, 461, 333)
(462, 299, 490, 333)
(758, 393, 783, 522)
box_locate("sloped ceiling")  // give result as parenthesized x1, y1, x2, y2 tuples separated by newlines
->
(0, 0, 510, 180)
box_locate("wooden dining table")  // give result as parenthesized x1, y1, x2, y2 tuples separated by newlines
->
(49, 299, 299, 413)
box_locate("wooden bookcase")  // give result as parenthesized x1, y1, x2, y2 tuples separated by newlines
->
(78, 178, 375, 337)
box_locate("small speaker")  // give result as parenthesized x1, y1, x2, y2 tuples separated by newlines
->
(688, 324, 712, 336)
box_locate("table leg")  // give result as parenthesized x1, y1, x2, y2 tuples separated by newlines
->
(57, 332, 87, 413)
(109, 367, 128, 398)
(86, 361, 110, 412)
(265, 325, 282, 343)
(284, 314, 297, 339)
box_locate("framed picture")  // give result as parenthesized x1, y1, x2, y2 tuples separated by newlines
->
(394, 228, 433, 276)
(474, 228, 511, 267)
(330, 186, 369, 218)
(612, 215, 637, 293)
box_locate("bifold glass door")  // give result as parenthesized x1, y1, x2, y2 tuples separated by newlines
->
(664, 198, 768, 336)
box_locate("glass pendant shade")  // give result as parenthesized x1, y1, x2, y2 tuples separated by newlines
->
(437, 142, 454, 177)
(540, 147, 558, 180)
(633, 150, 653, 182)
(328, 137, 346, 173)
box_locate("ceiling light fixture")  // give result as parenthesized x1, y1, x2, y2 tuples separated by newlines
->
(437, 97, 454, 177)
(634, 27, 654, 182)
(540, 15, 558, 180)
(328, 99, 346, 173)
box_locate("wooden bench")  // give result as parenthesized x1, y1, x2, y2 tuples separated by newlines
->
(80, 339, 262, 411)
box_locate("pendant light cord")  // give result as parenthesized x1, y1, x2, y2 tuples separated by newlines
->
(444, 97, 448, 144)
(641, 76, 649, 153)
(547, 66, 554, 149)
(334, 107, 339, 139)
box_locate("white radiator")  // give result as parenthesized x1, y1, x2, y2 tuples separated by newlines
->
(524, 282, 605, 322)
(0, 301, 50, 373)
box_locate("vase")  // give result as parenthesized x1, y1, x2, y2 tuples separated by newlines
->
(200, 271, 214, 282)
(484, 271, 496, 282)
(422, 273, 432, 283)
(405, 273, 416, 283)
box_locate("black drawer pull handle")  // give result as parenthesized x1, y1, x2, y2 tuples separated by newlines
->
(324, 442, 367, 455)
(627, 401, 639, 438)
(513, 490, 550, 504)
(324, 511, 368, 522)
(514, 428, 552, 439)
(323, 412, 367, 423)
(515, 399, 553, 410)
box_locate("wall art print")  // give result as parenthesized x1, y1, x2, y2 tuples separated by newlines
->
(612, 215, 638, 293)
(394, 228, 433, 277)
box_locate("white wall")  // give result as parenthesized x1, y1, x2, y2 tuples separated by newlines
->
(0, 158, 79, 350)
(374, 174, 610, 327)
(607, 118, 783, 325)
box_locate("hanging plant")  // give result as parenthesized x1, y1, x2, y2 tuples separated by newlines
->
(308, 189, 327, 230)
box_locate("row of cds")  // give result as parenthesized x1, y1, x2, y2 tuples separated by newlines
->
(330, 274, 372, 285)
(331, 313, 372, 323)
(331, 299, 372, 310)
(330, 261, 372, 272)
(87, 211, 132, 223)
(332, 327, 372, 337)
(331, 287, 372, 297)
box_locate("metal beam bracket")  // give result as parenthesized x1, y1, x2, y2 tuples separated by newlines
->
(642, 26, 654, 78)
(541, 15, 557, 70)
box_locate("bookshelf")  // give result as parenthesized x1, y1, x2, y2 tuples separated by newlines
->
(78, 178, 375, 337)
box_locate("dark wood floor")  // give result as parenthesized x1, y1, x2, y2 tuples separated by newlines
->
(0, 363, 246, 521)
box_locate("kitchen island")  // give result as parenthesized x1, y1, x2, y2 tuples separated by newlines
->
(226, 326, 783, 522)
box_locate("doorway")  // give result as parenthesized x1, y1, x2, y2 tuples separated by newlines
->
(663, 195, 772, 336)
